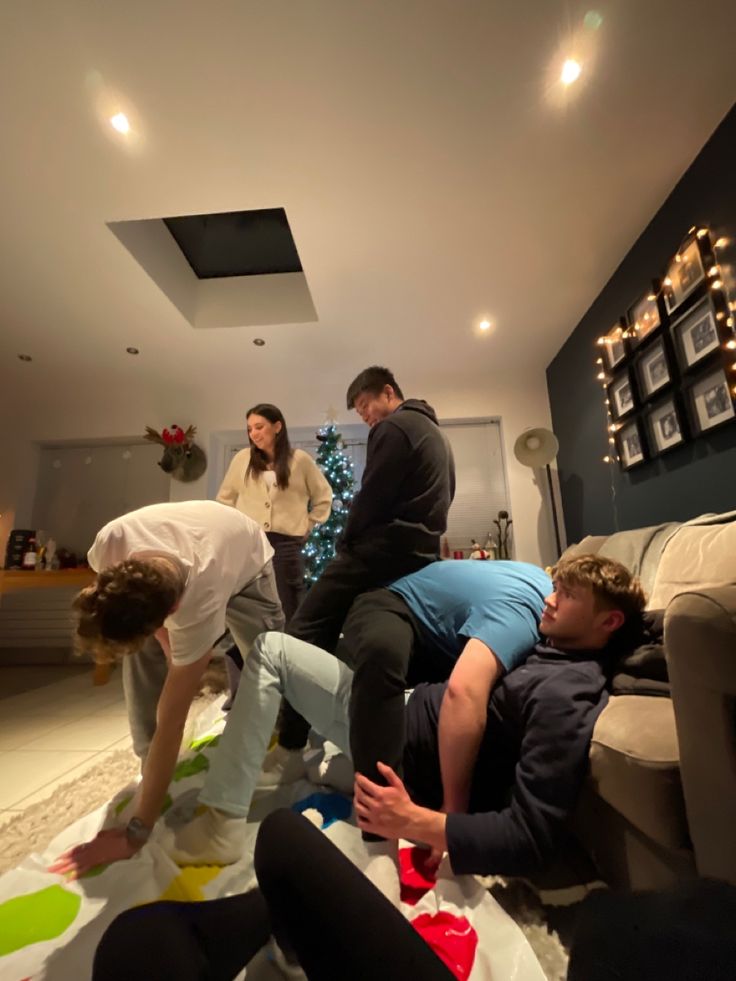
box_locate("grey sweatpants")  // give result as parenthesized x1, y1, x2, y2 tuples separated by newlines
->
(122, 563, 284, 761)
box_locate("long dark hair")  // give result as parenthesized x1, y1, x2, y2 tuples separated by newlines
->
(245, 403, 293, 489)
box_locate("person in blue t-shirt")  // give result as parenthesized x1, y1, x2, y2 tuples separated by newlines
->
(337, 560, 551, 826)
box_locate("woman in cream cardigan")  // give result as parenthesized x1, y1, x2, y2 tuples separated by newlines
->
(218, 403, 332, 624)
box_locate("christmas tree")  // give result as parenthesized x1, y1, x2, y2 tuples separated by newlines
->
(303, 423, 355, 586)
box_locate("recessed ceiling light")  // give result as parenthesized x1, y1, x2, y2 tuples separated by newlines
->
(110, 112, 130, 134)
(18, 354, 32, 362)
(253, 338, 266, 346)
(561, 59, 582, 85)
(126, 346, 139, 355)
(479, 320, 492, 331)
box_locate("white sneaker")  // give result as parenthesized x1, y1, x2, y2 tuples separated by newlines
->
(168, 806, 246, 866)
(258, 745, 306, 789)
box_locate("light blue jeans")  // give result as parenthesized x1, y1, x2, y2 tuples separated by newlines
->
(199, 631, 355, 817)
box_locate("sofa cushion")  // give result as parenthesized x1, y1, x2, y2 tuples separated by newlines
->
(588, 695, 689, 850)
(599, 523, 680, 598)
(649, 517, 736, 610)
(558, 535, 608, 562)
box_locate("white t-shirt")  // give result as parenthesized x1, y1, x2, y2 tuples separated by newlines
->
(88, 501, 274, 666)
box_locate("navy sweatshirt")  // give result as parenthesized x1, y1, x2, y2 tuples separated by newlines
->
(341, 399, 455, 558)
(404, 644, 609, 877)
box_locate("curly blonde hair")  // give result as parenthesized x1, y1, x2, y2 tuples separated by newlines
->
(552, 554, 647, 623)
(73, 559, 182, 663)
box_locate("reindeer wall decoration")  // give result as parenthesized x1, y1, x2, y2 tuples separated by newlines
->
(143, 424, 207, 483)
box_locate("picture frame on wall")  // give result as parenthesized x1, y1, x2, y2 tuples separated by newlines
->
(602, 320, 627, 371)
(608, 369, 636, 420)
(687, 366, 736, 434)
(616, 418, 646, 470)
(636, 338, 672, 401)
(627, 290, 660, 348)
(646, 397, 685, 456)
(671, 296, 721, 372)
(663, 237, 706, 315)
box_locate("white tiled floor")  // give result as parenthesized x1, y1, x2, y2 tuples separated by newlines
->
(0, 666, 132, 818)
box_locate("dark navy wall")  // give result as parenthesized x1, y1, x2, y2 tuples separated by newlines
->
(547, 104, 736, 541)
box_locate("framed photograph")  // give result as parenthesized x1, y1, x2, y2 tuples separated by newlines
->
(636, 339, 672, 400)
(608, 369, 636, 420)
(628, 290, 660, 348)
(617, 418, 646, 470)
(671, 296, 721, 372)
(602, 320, 627, 371)
(663, 237, 706, 315)
(687, 367, 736, 434)
(646, 397, 685, 456)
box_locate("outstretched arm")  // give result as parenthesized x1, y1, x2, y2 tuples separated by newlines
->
(50, 648, 211, 876)
(354, 762, 448, 851)
(437, 638, 502, 814)
(444, 680, 607, 876)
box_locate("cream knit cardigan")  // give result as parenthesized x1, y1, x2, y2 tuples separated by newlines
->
(217, 448, 332, 538)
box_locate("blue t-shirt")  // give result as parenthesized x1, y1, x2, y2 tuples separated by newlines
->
(389, 560, 552, 672)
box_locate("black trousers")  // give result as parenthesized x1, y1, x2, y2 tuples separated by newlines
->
(340, 588, 450, 786)
(266, 531, 306, 625)
(278, 546, 436, 749)
(92, 809, 456, 981)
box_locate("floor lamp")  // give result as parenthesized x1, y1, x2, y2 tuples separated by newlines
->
(513, 428, 563, 559)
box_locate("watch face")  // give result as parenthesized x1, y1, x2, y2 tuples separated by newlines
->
(126, 818, 151, 842)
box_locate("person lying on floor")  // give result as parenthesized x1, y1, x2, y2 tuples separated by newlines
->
(49, 500, 284, 878)
(96, 808, 736, 981)
(169, 555, 645, 888)
(269, 558, 551, 813)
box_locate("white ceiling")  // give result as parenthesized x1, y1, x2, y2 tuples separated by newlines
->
(1, 1, 735, 429)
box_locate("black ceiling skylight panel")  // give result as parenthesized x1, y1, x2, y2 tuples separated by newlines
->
(163, 208, 303, 279)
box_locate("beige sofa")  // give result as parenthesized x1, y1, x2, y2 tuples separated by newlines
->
(563, 514, 736, 890)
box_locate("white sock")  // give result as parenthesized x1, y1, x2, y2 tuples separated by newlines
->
(306, 751, 355, 795)
(363, 839, 401, 908)
(258, 745, 306, 788)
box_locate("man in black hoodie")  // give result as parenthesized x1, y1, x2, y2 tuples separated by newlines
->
(273, 366, 455, 762)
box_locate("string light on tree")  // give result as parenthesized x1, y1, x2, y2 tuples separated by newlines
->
(302, 423, 355, 587)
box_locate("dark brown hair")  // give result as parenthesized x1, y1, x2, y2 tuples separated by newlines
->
(346, 366, 404, 409)
(245, 403, 293, 490)
(73, 559, 182, 663)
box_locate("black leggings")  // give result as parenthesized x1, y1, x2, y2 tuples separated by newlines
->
(92, 809, 455, 981)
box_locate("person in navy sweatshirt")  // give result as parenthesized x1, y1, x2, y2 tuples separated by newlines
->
(170, 553, 645, 880)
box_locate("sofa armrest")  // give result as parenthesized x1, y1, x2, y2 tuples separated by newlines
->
(665, 585, 736, 884)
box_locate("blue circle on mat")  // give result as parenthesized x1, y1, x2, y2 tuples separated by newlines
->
(292, 792, 352, 828)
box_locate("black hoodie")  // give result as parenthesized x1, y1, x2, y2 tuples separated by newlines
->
(341, 399, 455, 558)
(404, 644, 610, 877)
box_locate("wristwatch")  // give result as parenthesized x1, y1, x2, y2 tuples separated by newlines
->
(125, 817, 152, 846)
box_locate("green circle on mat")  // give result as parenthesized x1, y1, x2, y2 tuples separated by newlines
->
(0, 885, 81, 956)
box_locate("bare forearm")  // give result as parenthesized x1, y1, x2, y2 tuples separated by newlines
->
(438, 691, 486, 813)
(406, 805, 447, 852)
(135, 721, 184, 826)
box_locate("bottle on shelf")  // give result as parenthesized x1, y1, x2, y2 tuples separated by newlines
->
(21, 538, 38, 570)
(484, 532, 498, 560)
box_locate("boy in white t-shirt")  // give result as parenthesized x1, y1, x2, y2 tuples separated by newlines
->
(49, 500, 283, 877)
